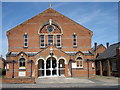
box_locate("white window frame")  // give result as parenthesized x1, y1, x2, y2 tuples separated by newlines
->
(40, 35, 45, 48)
(48, 35, 54, 45)
(24, 34, 28, 47)
(56, 35, 61, 48)
(73, 34, 77, 47)
(92, 62, 95, 69)
(76, 57, 83, 68)
(19, 58, 26, 69)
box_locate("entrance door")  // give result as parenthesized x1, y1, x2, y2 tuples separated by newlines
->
(46, 57, 57, 76)
(59, 59, 65, 76)
(38, 59, 44, 76)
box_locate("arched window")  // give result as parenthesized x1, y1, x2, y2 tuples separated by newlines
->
(56, 35, 61, 47)
(40, 35, 45, 48)
(76, 57, 83, 68)
(24, 33, 28, 47)
(48, 35, 53, 45)
(19, 58, 25, 68)
(73, 33, 77, 47)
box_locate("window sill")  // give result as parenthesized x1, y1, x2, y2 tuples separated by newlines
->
(19, 67, 26, 70)
(56, 46, 62, 49)
(40, 46, 45, 49)
(23, 46, 28, 48)
(73, 46, 77, 48)
(75, 67, 84, 69)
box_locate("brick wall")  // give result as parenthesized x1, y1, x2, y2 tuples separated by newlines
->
(2, 78, 35, 84)
(6, 8, 92, 53)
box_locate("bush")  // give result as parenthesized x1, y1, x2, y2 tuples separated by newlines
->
(0, 68, 2, 76)
(0, 68, 6, 76)
(2, 68, 6, 75)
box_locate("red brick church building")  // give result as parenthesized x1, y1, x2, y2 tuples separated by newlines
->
(6, 8, 96, 78)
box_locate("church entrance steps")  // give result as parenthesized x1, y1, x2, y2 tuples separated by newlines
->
(35, 77, 94, 84)
(38, 75, 65, 78)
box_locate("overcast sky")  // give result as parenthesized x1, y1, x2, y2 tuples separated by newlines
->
(2, 2, 118, 58)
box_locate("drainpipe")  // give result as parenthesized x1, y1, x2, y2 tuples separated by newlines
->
(12, 60, 16, 78)
(86, 59, 90, 79)
(69, 59, 73, 77)
(29, 60, 33, 77)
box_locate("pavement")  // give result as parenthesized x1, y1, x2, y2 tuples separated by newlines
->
(1, 75, 120, 88)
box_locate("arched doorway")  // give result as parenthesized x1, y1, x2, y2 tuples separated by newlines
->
(59, 59, 65, 76)
(38, 59, 44, 76)
(37, 57, 66, 77)
(46, 57, 57, 76)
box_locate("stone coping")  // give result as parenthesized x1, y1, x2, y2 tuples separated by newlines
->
(1, 77, 36, 84)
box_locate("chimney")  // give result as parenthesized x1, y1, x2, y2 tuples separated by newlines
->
(94, 42, 97, 51)
(106, 42, 109, 48)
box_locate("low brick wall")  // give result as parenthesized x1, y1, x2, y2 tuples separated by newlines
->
(2, 78, 36, 84)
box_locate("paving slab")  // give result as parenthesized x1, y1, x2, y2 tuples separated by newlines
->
(1, 76, 119, 88)
(36, 77, 94, 84)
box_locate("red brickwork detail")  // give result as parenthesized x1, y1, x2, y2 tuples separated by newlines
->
(2, 78, 35, 84)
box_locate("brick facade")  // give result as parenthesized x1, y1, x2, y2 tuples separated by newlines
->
(2, 78, 35, 84)
(6, 8, 96, 78)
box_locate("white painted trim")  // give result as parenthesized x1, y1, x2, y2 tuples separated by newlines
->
(18, 56, 27, 69)
(76, 60, 84, 68)
(39, 33, 62, 35)
(24, 34, 28, 47)
(18, 71, 26, 77)
(53, 35, 54, 45)
(75, 56, 84, 68)
(38, 20, 63, 35)
(58, 56, 68, 64)
(46, 25, 55, 33)
(82, 51, 89, 53)
(73, 34, 77, 47)
(92, 62, 95, 68)
(48, 35, 54, 45)
(75, 54, 84, 60)
(56, 35, 62, 47)
(19, 67, 26, 69)
(40, 35, 45, 48)
(65, 51, 76, 53)
(45, 55, 58, 61)
(35, 57, 45, 65)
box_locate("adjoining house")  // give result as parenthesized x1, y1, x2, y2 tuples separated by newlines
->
(90, 43, 106, 57)
(95, 42, 120, 77)
(0, 55, 6, 75)
(0, 55, 5, 69)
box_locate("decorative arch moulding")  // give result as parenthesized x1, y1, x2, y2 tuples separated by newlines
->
(38, 19, 63, 35)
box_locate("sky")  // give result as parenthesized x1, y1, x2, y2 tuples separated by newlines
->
(1, 2, 118, 59)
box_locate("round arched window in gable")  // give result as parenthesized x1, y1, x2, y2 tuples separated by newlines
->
(46, 25, 55, 32)
(38, 19, 63, 34)
(76, 57, 83, 68)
